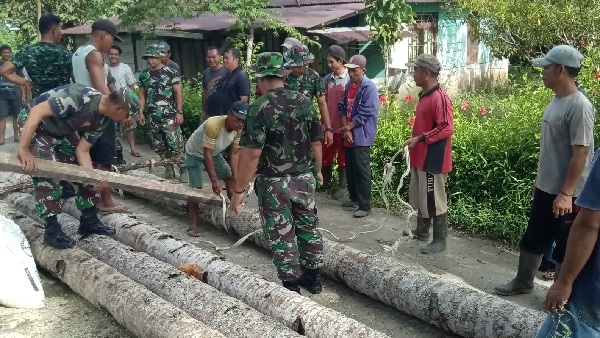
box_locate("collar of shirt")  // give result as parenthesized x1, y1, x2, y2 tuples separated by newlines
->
(333, 68, 348, 80)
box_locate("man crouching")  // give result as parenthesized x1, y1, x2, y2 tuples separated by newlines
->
(17, 83, 140, 249)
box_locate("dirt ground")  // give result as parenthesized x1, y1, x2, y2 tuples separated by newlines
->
(0, 122, 549, 337)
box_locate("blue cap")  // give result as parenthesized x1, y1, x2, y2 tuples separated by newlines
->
(531, 45, 583, 68)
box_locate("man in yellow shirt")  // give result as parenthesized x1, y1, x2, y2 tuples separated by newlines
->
(185, 101, 247, 236)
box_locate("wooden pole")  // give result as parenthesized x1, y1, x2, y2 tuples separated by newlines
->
(0, 202, 226, 338)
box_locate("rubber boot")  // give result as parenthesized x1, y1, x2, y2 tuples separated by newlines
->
(59, 180, 76, 199)
(409, 212, 431, 241)
(332, 167, 348, 200)
(44, 216, 75, 249)
(78, 207, 116, 236)
(298, 267, 323, 294)
(282, 279, 301, 294)
(494, 250, 543, 296)
(179, 165, 189, 183)
(421, 213, 448, 254)
(116, 148, 126, 165)
(160, 154, 175, 179)
(318, 166, 332, 191)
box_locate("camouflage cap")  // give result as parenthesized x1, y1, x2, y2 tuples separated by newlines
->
(116, 87, 141, 115)
(142, 44, 166, 59)
(302, 45, 315, 63)
(250, 52, 291, 78)
(284, 45, 314, 67)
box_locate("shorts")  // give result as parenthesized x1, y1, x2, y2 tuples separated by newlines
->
(520, 188, 578, 263)
(90, 120, 117, 166)
(0, 98, 21, 118)
(408, 167, 448, 218)
(185, 152, 232, 189)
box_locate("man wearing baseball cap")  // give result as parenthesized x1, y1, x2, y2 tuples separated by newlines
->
(402, 54, 454, 254)
(281, 37, 302, 53)
(338, 54, 379, 218)
(184, 101, 247, 237)
(322, 45, 349, 199)
(230, 52, 325, 295)
(157, 42, 181, 76)
(496, 45, 595, 300)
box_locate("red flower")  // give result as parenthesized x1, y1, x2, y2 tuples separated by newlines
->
(379, 95, 388, 103)
(595, 72, 600, 80)
(462, 101, 470, 111)
(405, 94, 414, 103)
(581, 40, 586, 46)
(593, 88, 599, 95)
(481, 106, 488, 115)
(409, 117, 415, 126)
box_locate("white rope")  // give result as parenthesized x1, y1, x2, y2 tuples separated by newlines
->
(202, 146, 416, 254)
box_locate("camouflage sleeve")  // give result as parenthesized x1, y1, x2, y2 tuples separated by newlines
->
(11, 49, 25, 69)
(304, 101, 323, 142)
(64, 48, 74, 74)
(82, 120, 109, 145)
(169, 68, 182, 86)
(239, 102, 267, 149)
(47, 87, 86, 119)
(314, 73, 325, 98)
(138, 70, 150, 88)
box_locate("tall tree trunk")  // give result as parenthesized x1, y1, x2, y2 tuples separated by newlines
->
(246, 27, 255, 68)
(6, 194, 301, 338)
(384, 47, 390, 87)
(121, 170, 546, 338)
(37, 0, 42, 40)
(0, 202, 225, 338)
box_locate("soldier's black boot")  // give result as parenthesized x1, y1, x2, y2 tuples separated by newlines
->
(282, 279, 301, 294)
(59, 180, 76, 199)
(78, 207, 116, 236)
(44, 216, 75, 249)
(298, 266, 323, 294)
(116, 148, 126, 165)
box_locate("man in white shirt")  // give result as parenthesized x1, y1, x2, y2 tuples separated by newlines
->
(185, 101, 247, 236)
(108, 45, 139, 157)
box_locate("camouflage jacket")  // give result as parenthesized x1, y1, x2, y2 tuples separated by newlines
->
(240, 87, 323, 176)
(26, 83, 108, 145)
(139, 65, 181, 119)
(12, 42, 73, 98)
(284, 67, 325, 100)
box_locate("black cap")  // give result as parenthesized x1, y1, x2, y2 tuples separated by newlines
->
(328, 45, 346, 62)
(0, 44, 11, 52)
(91, 19, 123, 43)
(158, 42, 171, 52)
(230, 101, 248, 120)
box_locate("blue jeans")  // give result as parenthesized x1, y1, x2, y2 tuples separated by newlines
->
(536, 301, 600, 337)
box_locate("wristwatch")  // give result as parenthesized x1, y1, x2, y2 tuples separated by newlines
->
(176, 110, 183, 114)
(325, 127, 333, 132)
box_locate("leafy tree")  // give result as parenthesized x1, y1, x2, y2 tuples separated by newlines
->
(446, 0, 600, 61)
(0, 0, 131, 43)
(364, 0, 415, 86)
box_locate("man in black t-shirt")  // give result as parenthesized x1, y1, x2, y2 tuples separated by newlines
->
(205, 48, 250, 119)
(201, 46, 228, 121)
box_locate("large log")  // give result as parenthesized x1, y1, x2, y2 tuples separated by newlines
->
(0, 203, 225, 338)
(113, 157, 184, 173)
(0, 152, 221, 206)
(50, 196, 391, 338)
(123, 170, 546, 338)
(6, 193, 300, 338)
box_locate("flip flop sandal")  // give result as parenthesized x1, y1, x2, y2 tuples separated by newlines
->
(187, 228, 202, 237)
(131, 151, 142, 157)
(542, 271, 556, 281)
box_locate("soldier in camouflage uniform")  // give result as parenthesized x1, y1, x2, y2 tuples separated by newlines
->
(229, 52, 325, 295)
(138, 44, 187, 182)
(284, 45, 333, 190)
(17, 83, 140, 249)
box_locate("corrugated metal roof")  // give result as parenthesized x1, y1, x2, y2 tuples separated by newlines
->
(270, 0, 362, 7)
(308, 26, 415, 44)
(62, 3, 364, 34)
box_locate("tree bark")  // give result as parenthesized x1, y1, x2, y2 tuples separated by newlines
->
(246, 27, 255, 68)
(121, 170, 546, 338)
(6, 194, 300, 338)
(49, 196, 391, 338)
(113, 157, 184, 173)
(0, 202, 225, 338)
(0, 153, 221, 206)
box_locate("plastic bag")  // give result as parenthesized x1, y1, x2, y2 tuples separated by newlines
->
(0, 214, 45, 308)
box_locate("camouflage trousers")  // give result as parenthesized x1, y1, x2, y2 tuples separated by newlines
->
(149, 115, 184, 157)
(29, 131, 100, 219)
(256, 172, 323, 281)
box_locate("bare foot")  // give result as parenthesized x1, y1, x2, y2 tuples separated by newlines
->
(187, 225, 202, 237)
(97, 201, 130, 214)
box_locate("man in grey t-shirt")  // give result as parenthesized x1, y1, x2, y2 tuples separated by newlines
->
(0, 44, 25, 145)
(496, 45, 595, 296)
(201, 46, 228, 121)
(158, 42, 181, 76)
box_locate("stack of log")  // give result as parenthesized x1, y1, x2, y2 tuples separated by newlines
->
(0, 153, 546, 338)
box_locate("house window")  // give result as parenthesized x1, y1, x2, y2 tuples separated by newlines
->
(466, 26, 479, 65)
(407, 13, 438, 71)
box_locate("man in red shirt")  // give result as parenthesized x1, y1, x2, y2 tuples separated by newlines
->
(403, 54, 454, 254)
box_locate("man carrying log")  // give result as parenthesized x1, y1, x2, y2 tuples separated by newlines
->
(138, 45, 187, 183)
(229, 52, 324, 295)
(17, 83, 140, 249)
(184, 101, 247, 237)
